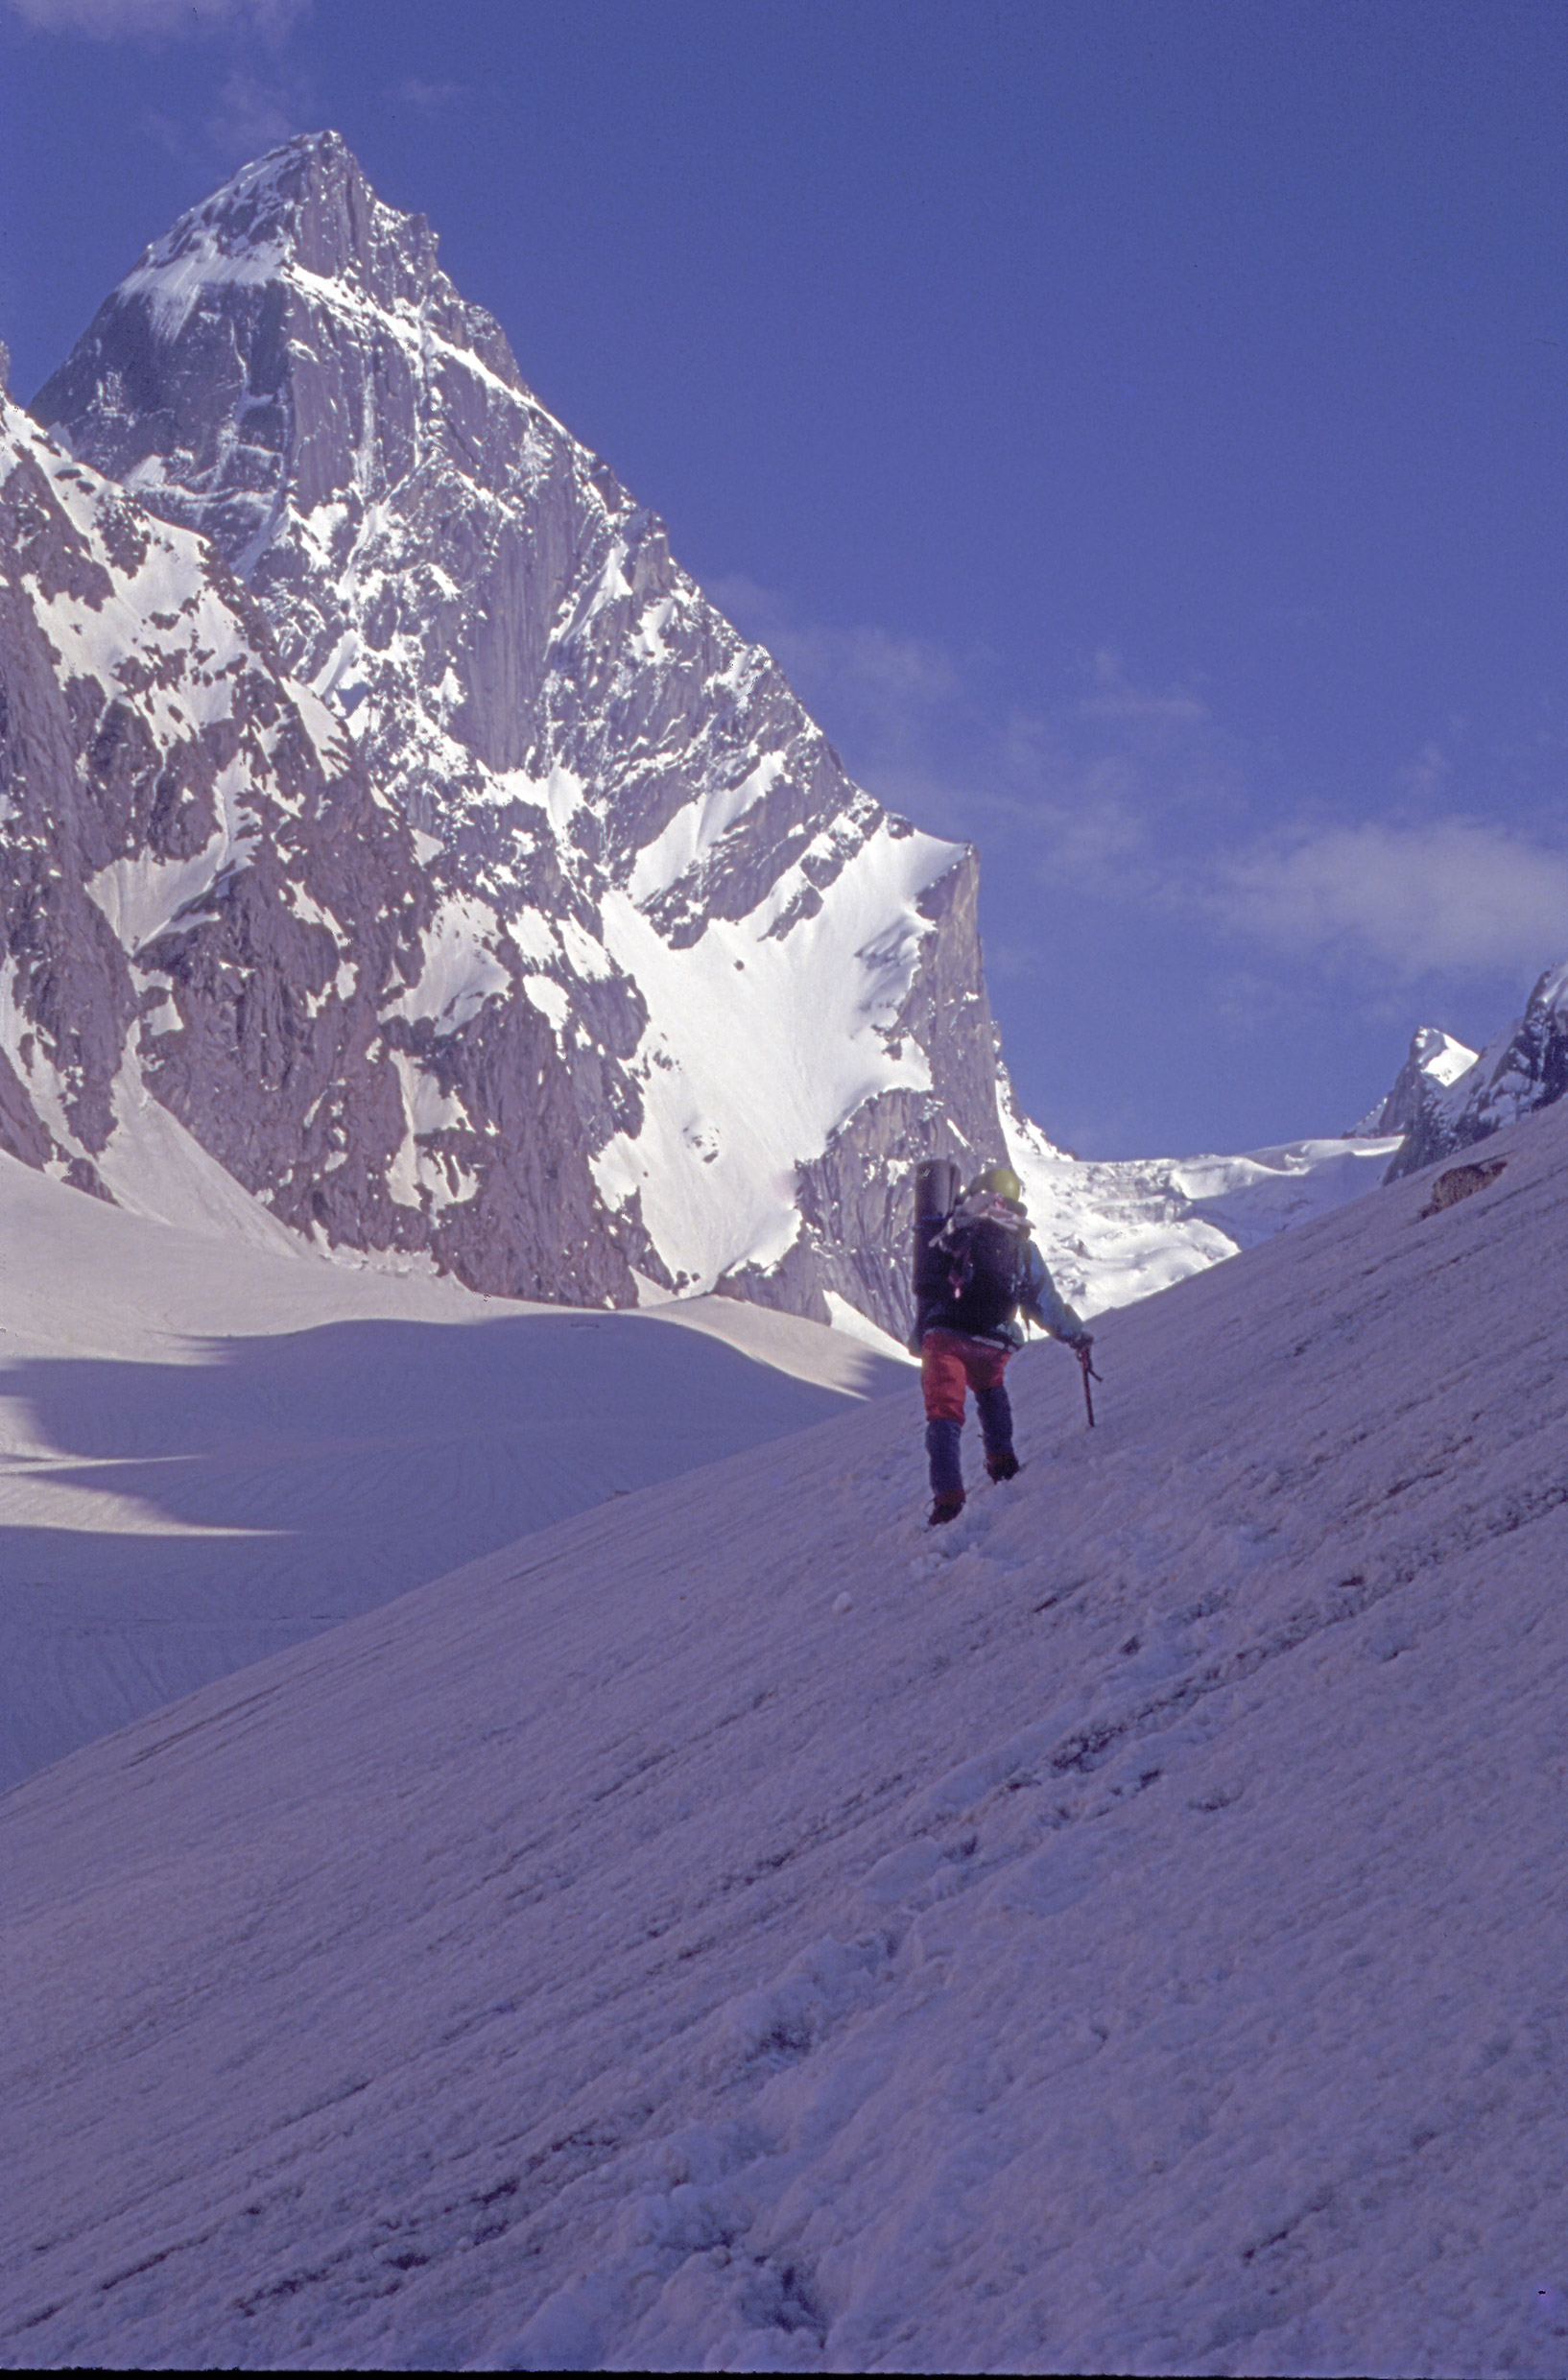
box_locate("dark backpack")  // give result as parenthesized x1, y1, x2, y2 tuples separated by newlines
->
(938, 1209, 1028, 1336)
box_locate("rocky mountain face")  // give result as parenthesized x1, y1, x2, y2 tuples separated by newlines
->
(1382, 964, 1568, 1180)
(27, 131, 1008, 1333)
(1350, 1025, 1478, 1144)
(0, 384, 653, 1296)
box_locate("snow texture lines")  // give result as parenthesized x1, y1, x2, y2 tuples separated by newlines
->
(3, 1096, 1568, 2370)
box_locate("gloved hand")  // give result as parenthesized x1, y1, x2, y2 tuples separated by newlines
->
(1063, 1329, 1094, 1353)
(906, 1330, 926, 1359)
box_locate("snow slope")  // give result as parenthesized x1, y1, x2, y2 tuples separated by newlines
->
(0, 1149, 904, 1791)
(4, 1104, 1565, 2373)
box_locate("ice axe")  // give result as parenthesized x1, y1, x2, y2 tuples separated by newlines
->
(1077, 1341, 1102, 1428)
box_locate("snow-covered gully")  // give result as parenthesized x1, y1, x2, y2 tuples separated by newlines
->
(4, 1102, 1568, 2374)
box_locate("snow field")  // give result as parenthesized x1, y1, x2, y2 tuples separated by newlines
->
(0, 1150, 904, 1790)
(596, 810, 949, 1289)
(4, 1101, 1567, 2371)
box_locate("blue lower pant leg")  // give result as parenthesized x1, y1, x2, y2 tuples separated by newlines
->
(925, 1416, 963, 1496)
(976, 1382, 1014, 1463)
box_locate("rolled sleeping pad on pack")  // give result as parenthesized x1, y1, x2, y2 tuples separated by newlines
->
(914, 1157, 962, 1224)
(912, 1157, 963, 1306)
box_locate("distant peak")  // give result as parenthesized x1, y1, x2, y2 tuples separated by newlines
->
(1351, 1022, 1478, 1137)
(33, 128, 524, 473)
(1527, 957, 1568, 1017)
(1407, 1024, 1473, 1072)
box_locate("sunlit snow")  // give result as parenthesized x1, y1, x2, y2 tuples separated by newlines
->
(3, 1099, 1563, 2374)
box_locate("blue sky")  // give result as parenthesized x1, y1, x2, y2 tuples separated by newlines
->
(2, 0, 1564, 1155)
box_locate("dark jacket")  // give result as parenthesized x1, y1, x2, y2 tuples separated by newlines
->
(912, 1193, 1087, 1352)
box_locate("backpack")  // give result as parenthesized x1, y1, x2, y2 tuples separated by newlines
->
(934, 1195, 1030, 1336)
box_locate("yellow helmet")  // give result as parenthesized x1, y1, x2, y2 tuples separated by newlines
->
(968, 1165, 1022, 1203)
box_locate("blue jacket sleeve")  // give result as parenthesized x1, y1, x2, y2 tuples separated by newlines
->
(1019, 1243, 1086, 1341)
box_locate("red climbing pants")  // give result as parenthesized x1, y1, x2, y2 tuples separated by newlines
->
(920, 1327, 1010, 1421)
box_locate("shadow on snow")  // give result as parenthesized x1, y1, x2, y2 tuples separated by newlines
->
(0, 1312, 908, 1784)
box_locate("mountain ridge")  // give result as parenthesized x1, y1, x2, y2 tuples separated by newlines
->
(1383, 962, 1568, 1181)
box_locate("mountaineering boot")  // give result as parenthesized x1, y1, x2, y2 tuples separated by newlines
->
(986, 1450, 1020, 1483)
(929, 1489, 965, 1527)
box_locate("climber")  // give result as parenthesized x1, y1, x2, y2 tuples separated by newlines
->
(910, 1160, 1093, 1526)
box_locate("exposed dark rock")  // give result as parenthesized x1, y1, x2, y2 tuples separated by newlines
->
(1353, 1026, 1477, 1142)
(1418, 1159, 1507, 1219)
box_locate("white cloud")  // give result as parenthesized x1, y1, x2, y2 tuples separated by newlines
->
(1395, 738, 1454, 806)
(1214, 821, 1568, 979)
(9, 0, 306, 33)
(1076, 646, 1209, 725)
(711, 581, 1238, 895)
(389, 77, 467, 116)
(711, 579, 1568, 988)
(712, 575, 960, 755)
(138, 60, 313, 159)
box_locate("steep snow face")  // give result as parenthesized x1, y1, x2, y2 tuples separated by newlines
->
(36, 131, 1007, 1331)
(3, 1094, 1564, 2375)
(0, 393, 650, 1299)
(1386, 960, 1568, 1178)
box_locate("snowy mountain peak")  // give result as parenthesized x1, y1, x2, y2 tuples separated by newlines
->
(117, 131, 509, 381)
(13, 136, 1481, 1334)
(1386, 959, 1568, 1180)
(25, 138, 1010, 1328)
(1351, 1023, 1478, 1138)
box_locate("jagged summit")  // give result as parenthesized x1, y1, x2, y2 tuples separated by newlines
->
(1351, 1023, 1478, 1139)
(1385, 959, 1568, 1180)
(35, 130, 533, 573)
(61, 131, 507, 357)
(120, 131, 453, 310)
